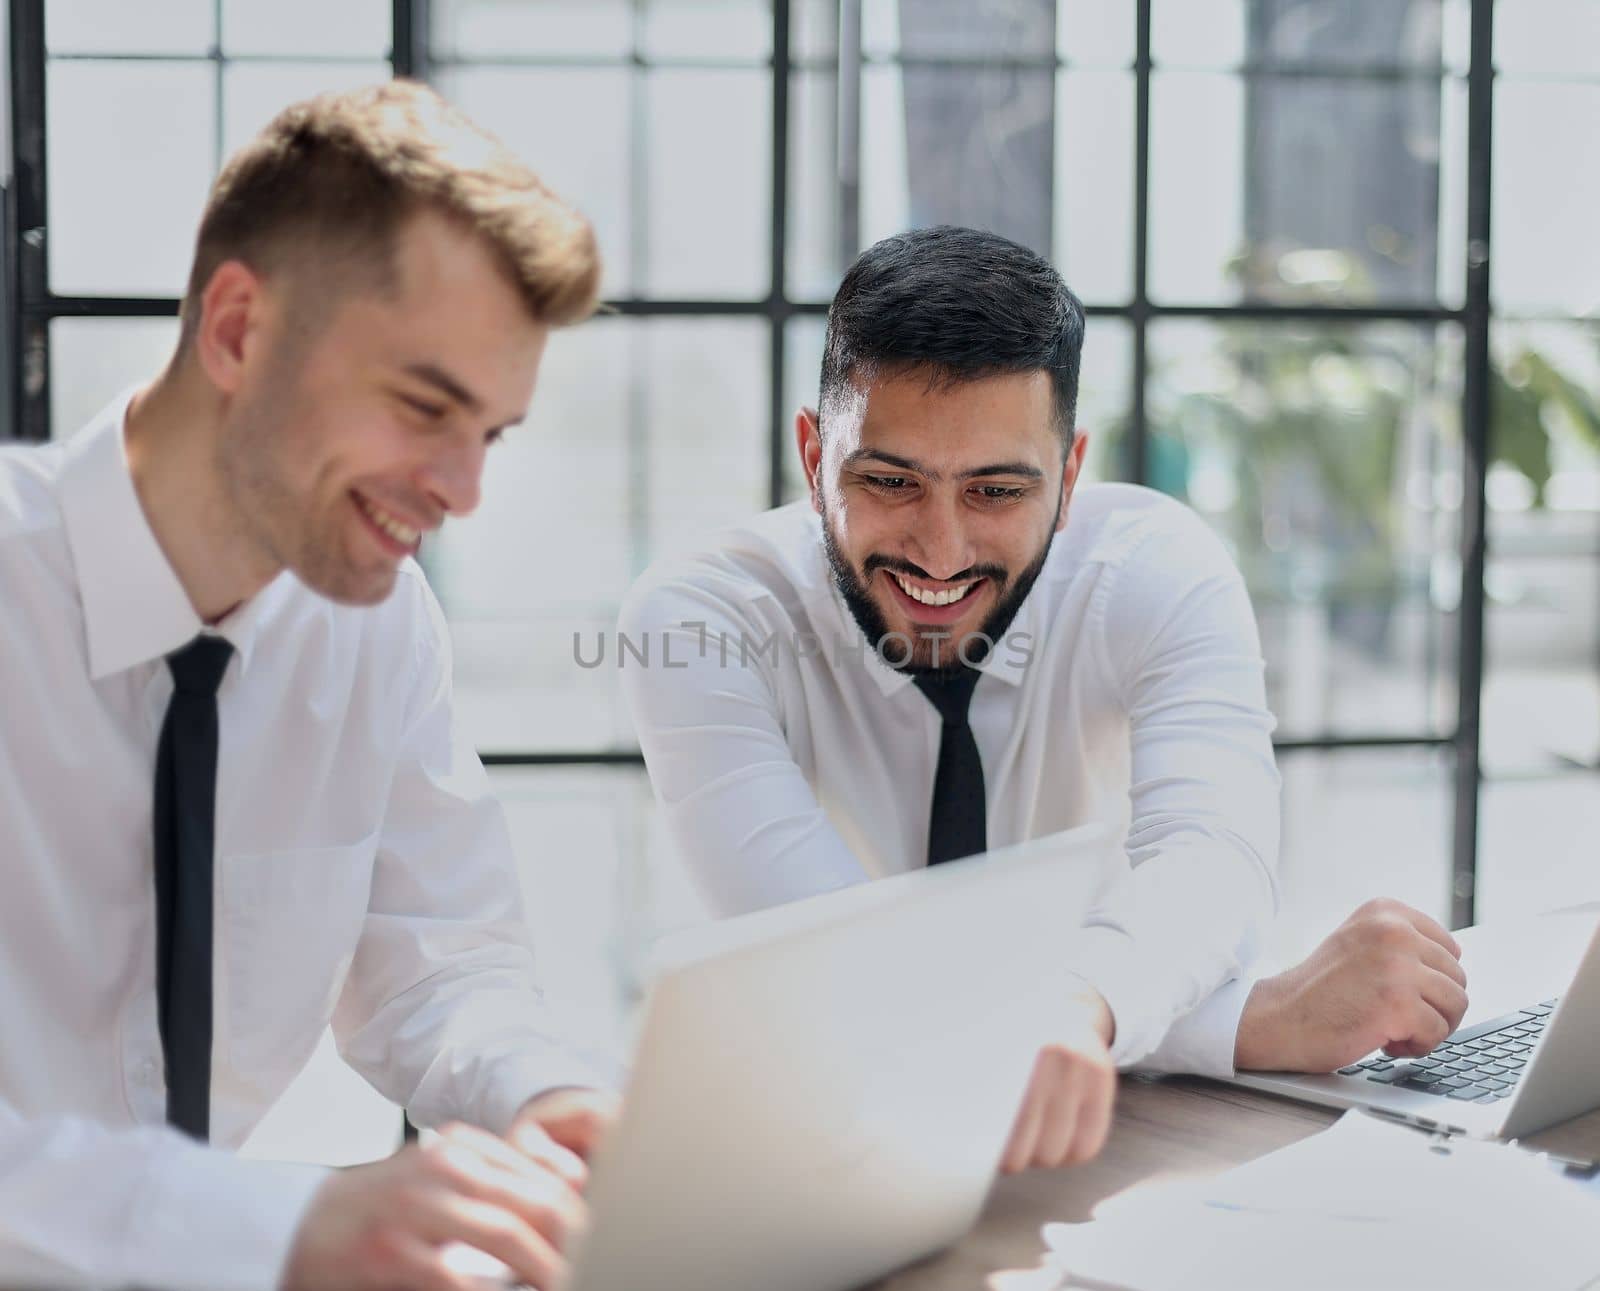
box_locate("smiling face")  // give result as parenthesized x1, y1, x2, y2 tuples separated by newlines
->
(800, 366, 1087, 674)
(214, 209, 548, 606)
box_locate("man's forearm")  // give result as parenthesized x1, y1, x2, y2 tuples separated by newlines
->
(1233, 973, 1296, 1071)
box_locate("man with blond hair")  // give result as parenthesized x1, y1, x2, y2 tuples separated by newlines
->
(0, 82, 614, 1291)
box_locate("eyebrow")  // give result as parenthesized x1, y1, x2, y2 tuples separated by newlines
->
(845, 449, 1045, 482)
(402, 361, 484, 414)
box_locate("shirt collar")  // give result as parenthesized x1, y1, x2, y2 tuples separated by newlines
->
(58, 388, 270, 681)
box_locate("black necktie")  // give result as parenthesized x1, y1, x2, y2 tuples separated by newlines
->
(913, 668, 987, 866)
(152, 634, 233, 1141)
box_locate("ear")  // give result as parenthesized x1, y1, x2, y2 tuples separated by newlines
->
(1055, 430, 1089, 533)
(796, 406, 823, 514)
(192, 260, 266, 397)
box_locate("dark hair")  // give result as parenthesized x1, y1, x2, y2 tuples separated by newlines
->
(819, 225, 1085, 447)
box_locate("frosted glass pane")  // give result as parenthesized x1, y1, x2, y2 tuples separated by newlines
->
(644, 70, 770, 298)
(1151, 0, 1247, 68)
(1151, 70, 1454, 306)
(858, 65, 912, 254)
(46, 0, 213, 56)
(1495, 0, 1600, 78)
(431, 0, 632, 59)
(1148, 73, 1245, 303)
(48, 62, 216, 297)
(1436, 78, 1468, 309)
(1054, 70, 1134, 304)
(645, 317, 769, 558)
(437, 67, 632, 296)
(1075, 317, 1132, 484)
(782, 314, 826, 502)
(426, 319, 633, 753)
(50, 317, 181, 440)
(793, 64, 1125, 302)
(862, 0, 1054, 60)
(787, 70, 838, 300)
(429, 321, 632, 619)
(858, 62, 1057, 262)
(861, 1, 901, 58)
(1153, 0, 1445, 71)
(221, 0, 389, 57)
(1493, 83, 1600, 315)
(427, 317, 767, 752)
(1441, 0, 1471, 75)
(792, 0, 837, 62)
(640, 0, 772, 61)
(1059, 0, 1137, 66)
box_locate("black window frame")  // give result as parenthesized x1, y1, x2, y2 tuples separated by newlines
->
(3, 0, 1501, 925)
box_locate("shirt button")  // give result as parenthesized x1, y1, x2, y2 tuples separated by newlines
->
(137, 1057, 159, 1085)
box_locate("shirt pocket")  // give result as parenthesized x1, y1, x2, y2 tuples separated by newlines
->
(218, 834, 378, 1080)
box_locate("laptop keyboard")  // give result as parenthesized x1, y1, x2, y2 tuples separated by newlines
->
(1333, 998, 1560, 1105)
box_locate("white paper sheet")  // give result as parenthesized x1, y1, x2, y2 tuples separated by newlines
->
(1043, 1111, 1600, 1290)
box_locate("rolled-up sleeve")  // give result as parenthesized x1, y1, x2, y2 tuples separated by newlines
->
(618, 571, 872, 917)
(331, 578, 613, 1134)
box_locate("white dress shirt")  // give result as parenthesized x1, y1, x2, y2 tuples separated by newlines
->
(0, 394, 599, 1291)
(620, 486, 1281, 1076)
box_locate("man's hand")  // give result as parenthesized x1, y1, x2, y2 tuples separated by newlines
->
(1235, 898, 1469, 1073)
(279, 1121, 585, 1291)
(507, 1087, 621, 1189)
(999, 985, 1116, 1173)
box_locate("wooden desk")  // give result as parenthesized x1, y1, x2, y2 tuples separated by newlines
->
(864, 906, 1600, 1290)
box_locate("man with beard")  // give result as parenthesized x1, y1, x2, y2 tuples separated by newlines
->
(619, 226, 1470, 1173)
(0, 84, 614, 1290)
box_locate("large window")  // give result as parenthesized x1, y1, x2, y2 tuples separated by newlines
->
(8, 0, 1599, 930)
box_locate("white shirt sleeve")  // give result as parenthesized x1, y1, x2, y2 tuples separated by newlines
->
(0, 1100, 325, 1291)
(618, 571, 873, 916)
(1066, 514, 1281, 1072)
(331, 579, 613, 1135)
(621, 515, 1278, 1079)
(1129, 976, 1258, 1078)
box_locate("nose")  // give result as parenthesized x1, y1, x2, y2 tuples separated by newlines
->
(417, 435, 485, 519)
(905, 490, 976, 581)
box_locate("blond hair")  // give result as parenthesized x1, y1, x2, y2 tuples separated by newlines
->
(179, 79, 600, 341)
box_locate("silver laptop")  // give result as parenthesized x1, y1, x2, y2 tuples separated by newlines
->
(1226, 918, 1600, 1141)
(561, 824, 1114, 1291)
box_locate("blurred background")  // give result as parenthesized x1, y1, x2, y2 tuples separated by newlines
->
(2, 0, 1597, 1163)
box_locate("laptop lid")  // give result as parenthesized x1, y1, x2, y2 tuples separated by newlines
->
(565, 824, 1115, 1291)
(1499, 918, 1600, 1140)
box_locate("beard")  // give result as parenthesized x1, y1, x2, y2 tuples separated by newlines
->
(820, 490, 1062, 678)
